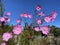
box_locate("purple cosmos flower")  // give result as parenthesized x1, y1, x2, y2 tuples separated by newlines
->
(1, 42, 6, 45)
(13, 25, 22, 35)
(41, 26, 50, 35)
(2, 32, 12, 41)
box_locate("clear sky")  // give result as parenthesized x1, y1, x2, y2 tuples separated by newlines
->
(3, 0, 60, 27)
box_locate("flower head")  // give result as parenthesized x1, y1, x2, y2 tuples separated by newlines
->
(20, 13, 32, 19)
(4, 16, 10, 22)
(28, 14, 32, 18)
(36, 5, 41, 11)
(17, 19, 21, 23)
(37, 19, 42, 24)
(2, 32, 12, 41)
(0, 17, 5, 22)
(23, 13, 28, 18)
(52, 10, 57, 18)
(38, 12, 44, 17)
(13, 25, 22, 35)
(34, 26, 40, 31)
(44, 16, 52, 22)
(41, 26, 50, 35)
(6, 12, 11, 16)
(44, 15, 55, 23)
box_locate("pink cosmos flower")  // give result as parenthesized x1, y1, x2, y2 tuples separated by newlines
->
(6, 12, 11, 16)
(2, 32, 12, 41)
(44, 16, 51, 23)
(37, 19, 42, 24)
(13, 25, 22, 35)
(20, 13, 32, 18)
(0, 17, 5, 22)
(44, 16, 55, 23)
(28, 14, 32, 18)
(23, 13, 28, 18)
(38, 12, 44, 17)
(17, 19, 21, 23)
(52, 10, 57, 18)
(41, 26, 50, 35)
(1, 42, 6, 45)
(34, 26, 40, 31)
(36, 5, 41, 11)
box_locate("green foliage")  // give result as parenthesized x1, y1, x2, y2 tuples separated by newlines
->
(0, 26, 3, 35)
(0, 23, 60, 45)
(0, 24, 13, 35)
(20, 29, 33, 42)
(50, 25, 56, 33)
(34, 31, 42, 36)
(0, 35, 2, 44)
(54, 28, 60, 37)
(50, 25, 60, 37)
(7, 38, 15, 45)
(20, 23, 34, 45)
(4, 24, 13, 32)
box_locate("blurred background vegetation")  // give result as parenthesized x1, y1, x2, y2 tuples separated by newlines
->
(0, 23, 60, 45)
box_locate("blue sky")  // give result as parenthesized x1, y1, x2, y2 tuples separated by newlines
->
(3, 0, 60, 27)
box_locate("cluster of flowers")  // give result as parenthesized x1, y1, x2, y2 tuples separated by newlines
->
(1, 24, 22, 45)
(1, 5, 57, 45)
(34, 26, 50, 35)
(16, 13, 32, 24)
(1, 12, 22, 45)
(0, 12, 11, 25)
(0, 12, 12, 45)
(44, 10, 57, 23)
(20, 13, 32, 18)
(35, 5, 57, 24)
(34, 5, 57, 35)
